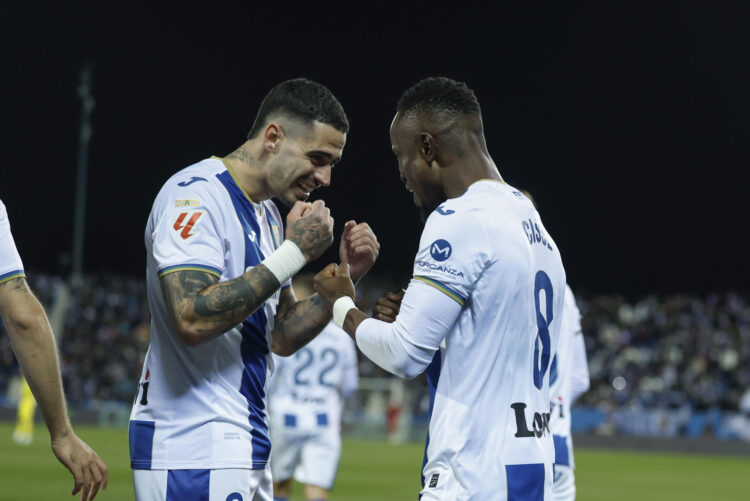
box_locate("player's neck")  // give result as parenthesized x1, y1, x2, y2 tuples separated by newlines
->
(224, 143, 272, 202)
(443, 152, 503, 199)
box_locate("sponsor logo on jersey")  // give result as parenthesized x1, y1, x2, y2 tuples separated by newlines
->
(175, 199, 200, 207)
(430, 239, 452, 261)
(416, 261, 464, 278)
(177, 176, 207, 187)
(173, 211, 203, 239)
(429, 473, 439, 488)
(436, 205, 455, 216)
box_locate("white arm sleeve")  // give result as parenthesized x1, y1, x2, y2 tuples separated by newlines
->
(355, 279, 462, 379)
(569, 331, 590, 403)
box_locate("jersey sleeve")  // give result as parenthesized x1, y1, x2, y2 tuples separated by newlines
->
(0, 201, 26, 284)
(151, 182, 225, 279)
(411, 204, 490, 305)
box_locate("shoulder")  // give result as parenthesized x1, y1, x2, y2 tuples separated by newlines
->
(154, 159, 228, 211)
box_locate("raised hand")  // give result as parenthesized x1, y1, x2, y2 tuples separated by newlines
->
(51, 431, 108, 500)
(314, 262, 356, 307)
(286, 200, 334, 262)
(373, 289, 405, 323)
(339, 220, 380, 283)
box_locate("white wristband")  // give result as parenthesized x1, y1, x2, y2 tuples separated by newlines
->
(261, 240, 306, 285)
(333, 296, 357, 329)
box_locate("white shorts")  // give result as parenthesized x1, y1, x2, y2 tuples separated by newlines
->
(133, 467, 272, 501)
(420, 461, 553, 500)
(269, 411, 341, 489)
(553, 464, 576, 501)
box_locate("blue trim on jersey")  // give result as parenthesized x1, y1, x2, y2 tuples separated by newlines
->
(128, 420, 155, 469)
(240, 316, 272, 466)
(157, 263, 222, 278)
(0, 269, 25, 285)
(166, 469, 209, 501)
(216, 170, 265, 263)
(413, 276, 466, 306)
(553, 434, 570, 466)
(421, 350, 442, 488)
(505, 463, 545, 501)
(217, 169, 273, 467)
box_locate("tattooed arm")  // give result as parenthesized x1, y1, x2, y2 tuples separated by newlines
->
(161, 200, 335, 347)
(271, 220, 380, 356)
(0, 277, 108, 500)
(160, 266, 282, 346)
(271, 287, 331, 356)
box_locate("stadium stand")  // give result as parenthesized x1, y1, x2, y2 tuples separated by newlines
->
(1, 273, 749, 441)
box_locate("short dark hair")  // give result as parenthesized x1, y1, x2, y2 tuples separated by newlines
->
(397, 77, 480, 118)
(247, 78, 349, 139)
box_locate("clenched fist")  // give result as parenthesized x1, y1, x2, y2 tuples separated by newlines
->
(285, 200, 334, 262)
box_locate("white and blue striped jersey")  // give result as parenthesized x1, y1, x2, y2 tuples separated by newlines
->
(0, 200, 26, 285)
(549, 285, 589, 469)
(414, 181, 566, 499)
(129, 157, 290, 471)
(268, 322, 358, 431)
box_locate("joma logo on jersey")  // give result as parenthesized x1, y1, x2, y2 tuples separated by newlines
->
(430, 239, 452, 261)
(173, 211, 203, 239)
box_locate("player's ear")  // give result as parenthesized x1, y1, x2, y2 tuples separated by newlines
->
(264, 123, 283, 153)
(419, 132, 435, 166)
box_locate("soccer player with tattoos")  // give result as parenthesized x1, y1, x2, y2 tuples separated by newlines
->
(128, 79, 379, 501)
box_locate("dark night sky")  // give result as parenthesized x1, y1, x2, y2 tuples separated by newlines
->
(1, 3, 747, 295)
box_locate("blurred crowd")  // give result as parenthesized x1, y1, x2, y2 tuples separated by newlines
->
(1, 273, 749, 438)
(578, 292, 750, 413)
(0, 273, 149, 409)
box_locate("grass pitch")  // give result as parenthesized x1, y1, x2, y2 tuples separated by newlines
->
(0, 422, 748, 500)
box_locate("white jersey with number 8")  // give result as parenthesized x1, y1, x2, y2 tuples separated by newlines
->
(411, 181, 566, 500)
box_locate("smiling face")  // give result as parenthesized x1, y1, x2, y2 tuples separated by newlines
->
(389, 113, 445, 213)
(267, 121, 346, 206)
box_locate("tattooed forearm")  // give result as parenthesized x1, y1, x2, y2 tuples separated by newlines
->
(272, 294, 332, 356)
(160, 266, 281, 346)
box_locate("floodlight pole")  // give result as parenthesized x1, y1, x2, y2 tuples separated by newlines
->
(71, 62, 95, 283)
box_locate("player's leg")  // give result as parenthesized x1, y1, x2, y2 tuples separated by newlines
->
(294, 429, 341, 500)
(270, 412, 304, 501)
(553, 464, 576, 501)
(303, 484, 329, 501)
(273, 478, 293, 500)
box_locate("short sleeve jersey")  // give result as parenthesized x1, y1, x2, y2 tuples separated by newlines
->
(129, 157, 289, 471)
(268, 322, 358, 430)
(0, 200, 26, 285)
(414, 180, 566, 498)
